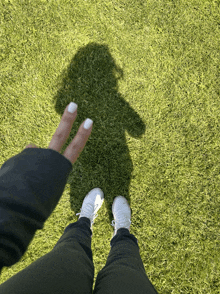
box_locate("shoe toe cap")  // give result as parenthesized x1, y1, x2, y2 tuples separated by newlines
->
(92, 187, 104, 199)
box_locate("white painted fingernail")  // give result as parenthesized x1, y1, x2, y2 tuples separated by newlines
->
(84, 118, 93, 130)
(68, 102, 78, 113)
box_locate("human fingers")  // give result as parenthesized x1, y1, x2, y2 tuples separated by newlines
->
(48, 102, 78, 153)
(48, 102, 93, 164)
(62, 117, 93, 164)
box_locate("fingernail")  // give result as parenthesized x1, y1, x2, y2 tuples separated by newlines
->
(68, 102, 78, 113)
(84, 118, 93, 130)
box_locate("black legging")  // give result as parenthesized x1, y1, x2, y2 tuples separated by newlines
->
(0, 217, 159, 294)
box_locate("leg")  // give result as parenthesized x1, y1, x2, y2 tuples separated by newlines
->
(93, 228, 159, 294)
(0, 217, 94, 294)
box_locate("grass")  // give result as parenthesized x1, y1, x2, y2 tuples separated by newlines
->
(0, 0, 220, 293)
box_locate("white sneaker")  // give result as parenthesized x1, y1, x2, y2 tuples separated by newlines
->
(111, 196, 132, 238)
(76, 188, 104, 230)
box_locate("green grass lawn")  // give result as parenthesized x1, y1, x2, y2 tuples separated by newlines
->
(0, 0, 220, 293)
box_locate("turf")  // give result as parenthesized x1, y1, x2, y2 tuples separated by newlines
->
(0, 0, 220, 293)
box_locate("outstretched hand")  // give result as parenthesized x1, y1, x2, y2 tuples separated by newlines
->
(25, 102, 93, 165)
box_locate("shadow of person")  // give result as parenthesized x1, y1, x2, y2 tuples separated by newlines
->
(52, 42, 146, 224)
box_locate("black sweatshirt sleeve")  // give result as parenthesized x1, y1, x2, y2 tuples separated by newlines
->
(0, 148, 73, 272)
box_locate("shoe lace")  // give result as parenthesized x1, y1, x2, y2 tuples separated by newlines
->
(76, 202, 132, 229)
(76, 203, 99, 225)
(111, 216, 132, 229)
